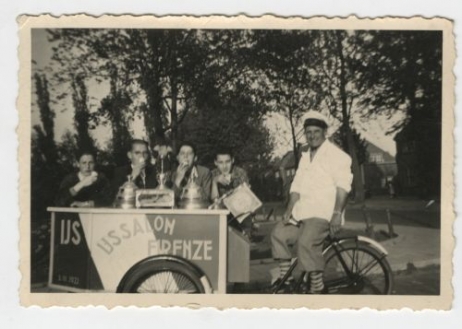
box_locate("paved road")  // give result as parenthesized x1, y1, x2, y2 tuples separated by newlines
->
(229, 264, 440, 295)
(32, 264, 440, 295)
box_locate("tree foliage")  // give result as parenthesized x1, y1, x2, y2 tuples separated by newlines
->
(33, 28, 443, 204)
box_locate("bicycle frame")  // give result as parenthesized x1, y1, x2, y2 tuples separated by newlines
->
(272, 235, 389, 294)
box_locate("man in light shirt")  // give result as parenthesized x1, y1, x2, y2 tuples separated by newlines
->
(271, 113, 353, 293)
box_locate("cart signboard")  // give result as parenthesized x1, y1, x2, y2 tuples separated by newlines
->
(49, 208, 229, 293)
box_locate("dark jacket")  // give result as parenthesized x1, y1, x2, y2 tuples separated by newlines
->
(112, 164, 158, 196)
(211, 166, 249, 197)
(55, 172, 112, 207)
(172, 165, 212, 201)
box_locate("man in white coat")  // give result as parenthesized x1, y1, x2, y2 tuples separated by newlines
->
(271, 112, 353, 293)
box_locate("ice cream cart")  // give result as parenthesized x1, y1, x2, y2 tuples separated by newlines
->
(47, 207, 250, 294)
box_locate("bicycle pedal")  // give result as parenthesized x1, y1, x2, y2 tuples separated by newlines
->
(271, 279, 296, 294)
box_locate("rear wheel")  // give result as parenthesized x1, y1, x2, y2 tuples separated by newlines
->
(323, 241, 393, 295)
(118, 259, 209, 293)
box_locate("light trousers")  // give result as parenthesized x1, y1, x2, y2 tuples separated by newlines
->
(271, 218, 330, 273)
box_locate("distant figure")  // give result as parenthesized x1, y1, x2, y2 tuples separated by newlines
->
(55, 150, 111, 207)
(387, 177, 396, 198)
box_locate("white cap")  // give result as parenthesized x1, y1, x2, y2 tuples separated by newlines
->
(302, 110, 330, 125)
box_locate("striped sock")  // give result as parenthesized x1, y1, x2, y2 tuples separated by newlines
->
(309, 271, 324, 293)
(279, 260, 293, 281)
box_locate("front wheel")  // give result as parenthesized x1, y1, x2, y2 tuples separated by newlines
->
(323, 241, 393, 295)
(118, 259, 210, 293)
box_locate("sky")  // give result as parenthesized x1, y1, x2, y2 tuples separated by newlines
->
(31, 28, 400, 158)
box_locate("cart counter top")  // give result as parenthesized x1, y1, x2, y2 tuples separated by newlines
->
(47, 207, 229, 216)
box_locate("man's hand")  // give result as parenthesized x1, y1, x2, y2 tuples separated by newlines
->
(71, 201, 95, 208)
(71, 173, 98, 196)
(282, 192, 300, 225)
(330, 212, 342, 236)
(131, 159, 146, 179)
(174, 162, 190, 186)
(281, 208, 293, 225)
(80, 173, 98, 187)
(214, 174, 231, 186)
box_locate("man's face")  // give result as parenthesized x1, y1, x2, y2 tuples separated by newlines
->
(177, 145, 196, 168)
(215, 154, 234, 175)
(304, 125, 327, 149)
(78, 154, 95, 176)
(128, 143, 149, 165)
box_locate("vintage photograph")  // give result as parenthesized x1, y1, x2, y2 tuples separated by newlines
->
(19, 15, 454, 309)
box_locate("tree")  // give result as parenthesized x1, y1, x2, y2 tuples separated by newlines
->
(358, 31, 442, 197)
(308, 30, 382, 202)
(94, 64, 133, 166)
(177, 30, 274, 176)
(71, 73, 95, 152)
(31, 73, 60, 221)
(249, 30, 321, 168)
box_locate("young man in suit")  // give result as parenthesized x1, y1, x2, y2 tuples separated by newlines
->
(112, 139, 158, 193)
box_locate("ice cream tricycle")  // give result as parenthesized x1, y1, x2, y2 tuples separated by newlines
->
(47, 171, 261, 294)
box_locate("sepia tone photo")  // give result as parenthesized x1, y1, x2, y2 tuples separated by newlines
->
(18, 15, 454, 309)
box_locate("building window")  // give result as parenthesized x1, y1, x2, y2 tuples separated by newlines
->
(369, 153, 384, 163)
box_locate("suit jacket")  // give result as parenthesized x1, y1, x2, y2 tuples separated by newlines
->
(172, 165, 212, 201)
(112, 164, 158, 197)
(55, 172, 112, 207)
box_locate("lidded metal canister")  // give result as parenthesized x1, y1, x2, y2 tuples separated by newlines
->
(114, 175, 138, 209)
(177, 168, 209, 209)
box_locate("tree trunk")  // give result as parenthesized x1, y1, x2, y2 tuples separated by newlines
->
(142, 75, 165, 146)
(345, 124, 365, 202)
(336, 31, 365, 202)
(72, 75, 94, 152)
(170, 76, 179, 151)
(288, 104, 300, 169)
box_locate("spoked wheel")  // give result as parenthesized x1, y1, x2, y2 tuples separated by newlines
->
(118, 259, 210, 294)
(323, 241, 393, 295)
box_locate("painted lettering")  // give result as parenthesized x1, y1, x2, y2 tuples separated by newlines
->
(161, 239, 171, 253)
(108, 230, 121, 246)
(203, 240, 212, 260)
(60, 219, 71, 245)
(153, 216, 163, 232)
(192, 240, 203, 260)
(120, 223, 131, 239)
(133, 219, 144, 236)
(148, 239, 160, 255)
(164, 217, 175, 235)
(71, 221, 81, 245)
(182, 240, 191, 259)
(145, 239, 213, 260)
(144, 218, 153, 233)
(97, 238, 113, 255)
(60, 219, 81, 245)
(172, 239, 182, 255)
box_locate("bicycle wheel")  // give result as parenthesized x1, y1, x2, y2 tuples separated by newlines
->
(323, 241, 393, 295)
(118, 259, 208, 293)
